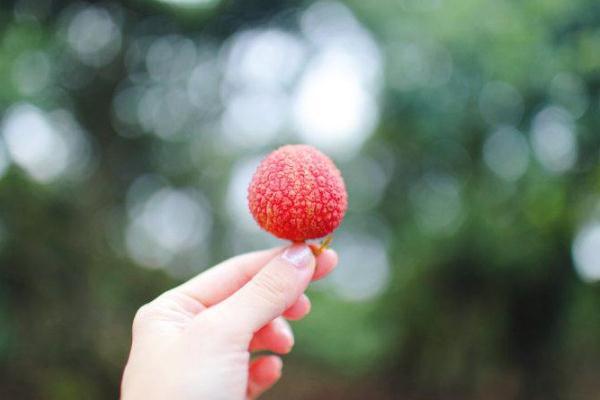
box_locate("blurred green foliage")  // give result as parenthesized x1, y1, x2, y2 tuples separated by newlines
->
(1, 0, 600, 399)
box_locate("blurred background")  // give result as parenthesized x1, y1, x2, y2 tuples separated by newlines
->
(0, 0, 599, 398)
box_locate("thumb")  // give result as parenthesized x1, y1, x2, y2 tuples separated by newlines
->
(210, 243, 315, 334)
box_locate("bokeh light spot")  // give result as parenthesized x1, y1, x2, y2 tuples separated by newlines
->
(224, 28, 306, 90)
(483, 127, 529, 181)
(1, 104, 91, 183)
(324, 233, 390, 302)
(221, 90, 287, 148)
(572, 223, 600, 282)
(126, 185, 212, 270)
(410, 174, 464, 236)
(530, 106, 577, 174)
(292, 1, 382, 159)
(292, 49, 378, 158)
(66, 5, 122, 67)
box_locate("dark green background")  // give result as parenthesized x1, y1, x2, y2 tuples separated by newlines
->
(1, 0, 600, 398)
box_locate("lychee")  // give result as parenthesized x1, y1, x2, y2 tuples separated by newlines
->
(247, 144, 347, 242)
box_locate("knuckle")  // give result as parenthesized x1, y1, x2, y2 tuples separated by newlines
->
(132, 303, 154, 332)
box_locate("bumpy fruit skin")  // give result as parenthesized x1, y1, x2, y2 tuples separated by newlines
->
(248, 144, 348, 241)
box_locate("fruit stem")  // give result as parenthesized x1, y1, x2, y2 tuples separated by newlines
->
(312, 235, 333, 256)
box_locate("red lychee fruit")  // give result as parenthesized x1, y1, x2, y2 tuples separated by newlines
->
(247, 144, 348, 242)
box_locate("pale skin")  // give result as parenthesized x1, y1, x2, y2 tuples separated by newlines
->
(121, 243, 338, 400)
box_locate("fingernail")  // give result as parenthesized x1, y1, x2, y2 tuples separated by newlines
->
(281, 244, 314, 270)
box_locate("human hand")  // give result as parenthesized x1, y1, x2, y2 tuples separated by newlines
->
(120, 243, 338, 400)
